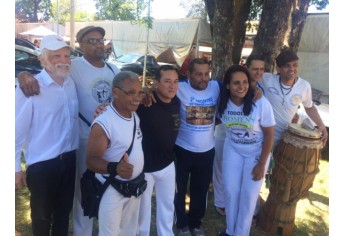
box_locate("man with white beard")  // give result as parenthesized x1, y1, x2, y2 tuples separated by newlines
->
(15, 35, 79, 236)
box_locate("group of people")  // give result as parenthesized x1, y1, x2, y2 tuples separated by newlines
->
(15, 25, 328, 236)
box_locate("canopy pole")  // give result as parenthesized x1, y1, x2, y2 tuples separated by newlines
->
(195, 19, 201, 58)
(142, 0, 151, 87)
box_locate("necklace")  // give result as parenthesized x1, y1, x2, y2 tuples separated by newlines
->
(279, 77, 296, 105)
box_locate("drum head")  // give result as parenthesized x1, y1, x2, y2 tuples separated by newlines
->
(288, 123, 321, 139)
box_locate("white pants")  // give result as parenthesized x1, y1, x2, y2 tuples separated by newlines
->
(99, 185, 141, 236)
(213, 124, 226, 209)
(73, 138, 94, 236)
(223, 144, 270, 236)
(138, 162, 175, 236)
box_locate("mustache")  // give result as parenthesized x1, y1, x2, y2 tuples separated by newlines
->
(55, 63, 71, 70)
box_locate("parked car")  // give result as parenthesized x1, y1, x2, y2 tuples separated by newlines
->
(15, 44, 42, 87)
(107, 53, 160, 76)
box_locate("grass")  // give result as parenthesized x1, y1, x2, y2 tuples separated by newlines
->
(15, 152, 329, 236)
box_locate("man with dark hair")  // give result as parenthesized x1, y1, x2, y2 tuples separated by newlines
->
(174, 58, 220, 236)
(17, 26, 120, 236)
(260, 48, 328, 148)
(137, 65, 180, 236)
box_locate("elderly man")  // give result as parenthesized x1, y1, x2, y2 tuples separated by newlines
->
(86, 71, 146, 235)
(17, 26, 120, 235)
(15, 35, 79, 235)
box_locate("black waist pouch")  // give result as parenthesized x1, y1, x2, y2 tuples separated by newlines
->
(110, 172, 147, 198)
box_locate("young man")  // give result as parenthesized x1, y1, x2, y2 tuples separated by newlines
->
(137, 65, 180, 236)
(259, 48, 328, 148)
(17, 26, 120, 236)
(15, 35, 79, 235)
(86, 71, 145, 235)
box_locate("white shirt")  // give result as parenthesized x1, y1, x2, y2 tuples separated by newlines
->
(93, 104, 144, 182)
(70, 57, 120, 139)
(175, 80, 220, 152)
(259, 73, 312, 145)
(15, 69, 79, 172)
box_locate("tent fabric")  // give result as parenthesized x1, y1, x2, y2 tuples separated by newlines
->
(19, 25, 57, 37)
(65, 19, 212, 66)
(297, 13, 329, 103)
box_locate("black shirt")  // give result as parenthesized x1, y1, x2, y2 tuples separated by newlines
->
(137, 92, 180, 172)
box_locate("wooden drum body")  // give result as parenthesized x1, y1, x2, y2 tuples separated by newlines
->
(259, 124, 323, 236)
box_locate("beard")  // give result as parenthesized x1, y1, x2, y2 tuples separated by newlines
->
(46, 63, 71, 79)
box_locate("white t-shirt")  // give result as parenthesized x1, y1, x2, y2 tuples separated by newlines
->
(220, 97, 275, 155)
(93, 104, 144, 182)
(259, 73, 312, 145)
(175, 80, 220, 152)
(70, 57, 120, 139)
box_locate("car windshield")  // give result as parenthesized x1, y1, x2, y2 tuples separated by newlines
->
(115, 54, 141, 63)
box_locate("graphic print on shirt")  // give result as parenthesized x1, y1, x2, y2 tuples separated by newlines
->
(92, 80, 112, 103)
(186, 105, 216, 125)
(222, 110, 259, 145)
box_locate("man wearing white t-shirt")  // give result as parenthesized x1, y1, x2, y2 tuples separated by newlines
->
(174, 58, 220, 236)
(259, 48, 328, 148)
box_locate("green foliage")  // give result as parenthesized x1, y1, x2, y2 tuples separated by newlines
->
(50, 0, 95, 24)
(310, 0, 329, 10)
(15, 0, 52, 22)
(180, 0, 208, 21)
(94, 0, 146, 21)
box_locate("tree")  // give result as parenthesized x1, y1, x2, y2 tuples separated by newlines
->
(50, 0, 95, 24)
(180, 0, 208, 21)
(93, 0, 147, 21)
(203, 0, 328, 78)
(15, 0, 52, 22)
(208, 0, 234, 79)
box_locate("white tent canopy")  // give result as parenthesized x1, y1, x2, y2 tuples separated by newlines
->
(19, 25, 57, 37)
(297, 13, 329, 103)
(65, 19, 212, 66)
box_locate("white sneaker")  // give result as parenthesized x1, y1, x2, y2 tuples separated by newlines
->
(178, 227, 192, 236)
(191, 227, 205, 236)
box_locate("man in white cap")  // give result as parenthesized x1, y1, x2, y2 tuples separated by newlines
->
(15, 34, 79, 235)
(17, 26, 120, 235)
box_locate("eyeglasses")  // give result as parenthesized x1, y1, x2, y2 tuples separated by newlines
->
(115, 86, 146, 98)
(82, 38, 106, 45)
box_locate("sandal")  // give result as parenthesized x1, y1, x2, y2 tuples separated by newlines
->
(215, 206, 226, 216)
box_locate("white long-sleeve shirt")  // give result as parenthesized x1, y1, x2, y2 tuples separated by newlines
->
(15, 69, 79, 172)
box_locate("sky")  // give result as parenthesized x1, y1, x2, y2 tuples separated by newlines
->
(77, 0, 188, 19)
(77, 0, 329, 19)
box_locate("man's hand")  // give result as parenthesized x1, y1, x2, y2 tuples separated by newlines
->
(18, 71, 40, 96)
(141, 87, 156, 107)
(291, 113, 299, 123)
(319, 126, 328, 147)
(252, 87, 263, 102)
(15, 171, 26, 189)
(93, 103, 110, 119)
(116, 153, 133, 179)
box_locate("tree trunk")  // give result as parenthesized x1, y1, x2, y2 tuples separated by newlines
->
(232, 0, 251, 65)
(204, 0, 215, 34)
(251, 0, 293, 72)
(211, 0, 234, 80)
(288, 0, 310, 52)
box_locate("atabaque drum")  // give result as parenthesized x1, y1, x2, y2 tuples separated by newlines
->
(270, 123, 324, 203)
(258, 124, 324, 236)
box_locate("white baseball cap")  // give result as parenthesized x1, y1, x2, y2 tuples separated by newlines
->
(39, 35, 70, 52)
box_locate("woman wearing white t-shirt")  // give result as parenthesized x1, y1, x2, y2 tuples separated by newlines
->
(217, 65, 275, 236)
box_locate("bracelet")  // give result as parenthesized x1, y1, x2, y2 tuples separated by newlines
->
(107, 162, 119, 175)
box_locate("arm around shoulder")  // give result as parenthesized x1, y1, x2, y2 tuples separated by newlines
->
(17, 71, 40, 96)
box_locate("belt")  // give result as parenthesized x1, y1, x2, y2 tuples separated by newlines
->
(57, 150, 76, 160)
